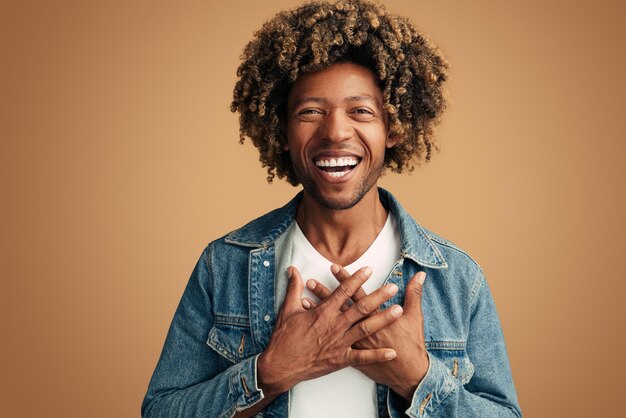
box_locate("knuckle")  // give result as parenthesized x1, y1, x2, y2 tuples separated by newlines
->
(337, 282, 352, 298)
(358, 320, 371, 337)
(408, 280, 422, 296)
(353, 351, 366, 364)
(354, 288, 367, 301)
(288, 278, 299, 290)
(355, 300, 370, 315)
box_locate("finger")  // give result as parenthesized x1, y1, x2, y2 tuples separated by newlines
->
(307, 279, 353, 311)
(345, 306, 403, 347)
(300, 297, 318, 310)
(403, 271, 426, 317)
(346, 347, 397, 366)
(343, 282, 399, 325)
(325, 266, 372, 309)
(331, 264, 368, 302)
(306, 279, 332, 299)
(344, 303, 403, 345)
(281, 266, 305, 315)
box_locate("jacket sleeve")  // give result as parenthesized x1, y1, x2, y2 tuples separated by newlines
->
(141, 246, 264, 418)
(388, 274, 522, 417)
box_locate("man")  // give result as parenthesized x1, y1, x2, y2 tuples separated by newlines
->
(142, 1, 521, 417)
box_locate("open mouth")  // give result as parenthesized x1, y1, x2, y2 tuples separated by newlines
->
(314, 157, 360, 178)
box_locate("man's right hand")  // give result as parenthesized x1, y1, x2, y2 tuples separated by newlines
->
(256, 265, 403, 398)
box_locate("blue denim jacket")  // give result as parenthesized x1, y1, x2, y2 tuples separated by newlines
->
(142, 188, 521, 417)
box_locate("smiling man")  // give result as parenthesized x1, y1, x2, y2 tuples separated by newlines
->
(142, 1, 521, 417)
(286, 63, 394, 213)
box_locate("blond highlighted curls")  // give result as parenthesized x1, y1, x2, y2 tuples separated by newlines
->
(231, 0, 449, 185)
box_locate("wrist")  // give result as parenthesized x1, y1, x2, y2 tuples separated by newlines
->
(257, 350, 290, 397)
(392, 353, 429, 402)
(392, 383, 418, 403)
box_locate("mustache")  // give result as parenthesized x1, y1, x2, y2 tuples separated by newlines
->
(310, 144, 364, 154)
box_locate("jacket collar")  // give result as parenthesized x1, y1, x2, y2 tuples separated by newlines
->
(224, 187, 447, 269)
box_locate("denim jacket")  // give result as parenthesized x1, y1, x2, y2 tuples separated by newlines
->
(142, 188, 521, 417)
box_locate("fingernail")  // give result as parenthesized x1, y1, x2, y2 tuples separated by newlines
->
(363, 266, 372, 277)
(385, 350, 396, 360)
(331, 264, 340, 274)
(417, 271, 426, 285)
(391, 305, 403, 317)
(287, 267, 293, 278)
(386, 284, 398, 294)
(306, 279, 316, 290)
(302, 298, 311, 309)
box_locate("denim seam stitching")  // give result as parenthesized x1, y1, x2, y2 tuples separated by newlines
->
(214, 314, 251, 327)
(426, 341, 466, 349)
(205, 243, 215, 304)
(427, 234, 484, 274)
(469, 274, 484, 309)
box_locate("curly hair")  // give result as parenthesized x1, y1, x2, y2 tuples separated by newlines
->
(231, 0, 449, 185)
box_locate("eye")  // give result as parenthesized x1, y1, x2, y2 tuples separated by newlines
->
(296, 108, 324, 121)
(351, 108, 376, 121)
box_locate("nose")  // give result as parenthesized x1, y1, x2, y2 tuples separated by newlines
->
(319, 110, 353, 143)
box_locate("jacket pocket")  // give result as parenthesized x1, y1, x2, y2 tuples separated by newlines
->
(207, 314, 257, 364)
(426, 340, 475, 384)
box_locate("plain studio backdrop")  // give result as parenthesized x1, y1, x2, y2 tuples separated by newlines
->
(1, 1, 625, 417)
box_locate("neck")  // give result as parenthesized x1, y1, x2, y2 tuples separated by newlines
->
(296, 187, 388, 266)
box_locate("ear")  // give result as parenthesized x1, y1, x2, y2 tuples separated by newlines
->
(385, 133, 397, 148)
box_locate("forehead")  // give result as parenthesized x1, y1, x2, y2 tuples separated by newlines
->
(287, 62, 383, 107)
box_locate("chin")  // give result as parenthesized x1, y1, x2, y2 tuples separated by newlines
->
(305, 183, 374, 211)
(317, 195, 361, 210)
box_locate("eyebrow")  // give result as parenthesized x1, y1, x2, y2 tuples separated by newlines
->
(346, 95, 381, 107)
(291, 95, 382, 109)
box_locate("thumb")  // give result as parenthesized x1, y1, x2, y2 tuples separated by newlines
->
(404, 271, 426, 316)
(281, 266, 305, 315)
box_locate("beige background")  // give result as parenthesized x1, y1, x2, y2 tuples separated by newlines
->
(1, 0, 625, 417)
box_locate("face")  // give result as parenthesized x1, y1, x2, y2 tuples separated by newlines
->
(286, 62, 396, 210)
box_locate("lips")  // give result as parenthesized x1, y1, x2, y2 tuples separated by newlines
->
(313, 157, 361, 178)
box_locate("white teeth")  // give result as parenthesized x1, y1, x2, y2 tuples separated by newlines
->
(315, 158, 359, 168)
(329, 171, 348, 177)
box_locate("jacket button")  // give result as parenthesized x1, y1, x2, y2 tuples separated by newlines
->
(263, 260, 270, 267)
(263, 315, 270, 321)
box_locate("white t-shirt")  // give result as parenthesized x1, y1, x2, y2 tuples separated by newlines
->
(283, 213, 401, 417)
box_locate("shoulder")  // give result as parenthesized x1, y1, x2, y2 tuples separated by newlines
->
(417, 225, 487, 305)
(382, 187, 485, 283)
(207, 193, 302, 251)
(421, 226, 484, 274)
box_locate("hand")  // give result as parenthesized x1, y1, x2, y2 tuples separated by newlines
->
(257, 265, 403, 398)
(301, 265, 429, 402)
